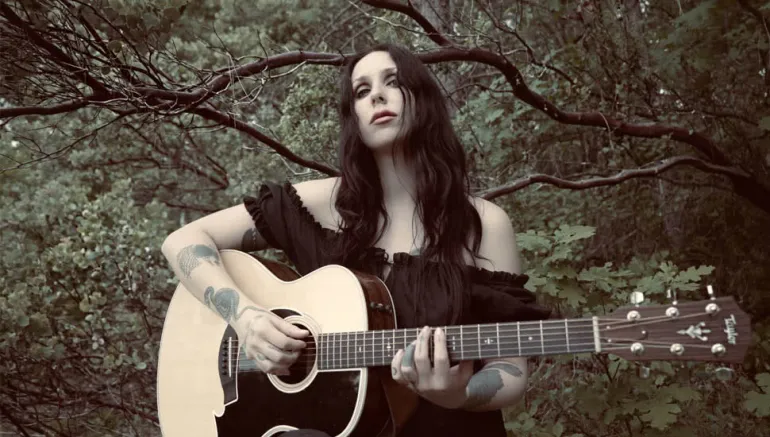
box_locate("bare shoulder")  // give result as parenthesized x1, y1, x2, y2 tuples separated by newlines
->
(292, 177, 341, 231)
(469, 196, 521, 274)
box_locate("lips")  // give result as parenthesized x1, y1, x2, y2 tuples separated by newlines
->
(371, 110, 397, 124)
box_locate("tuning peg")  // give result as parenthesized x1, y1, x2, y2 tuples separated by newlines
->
(666, 288, 678, 305)
(714, 367, 734, 381)
(707, 285, 716, 301)
(630, 291, 644, 307)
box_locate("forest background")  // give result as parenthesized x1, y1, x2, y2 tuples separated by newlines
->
(1, 0, 769, 436)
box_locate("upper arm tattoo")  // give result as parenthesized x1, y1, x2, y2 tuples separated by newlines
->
(463, 361, 524, 409)
(241, 228, 260, 252)
(484, 361, 523, 377)
(177, 244, 221, 278)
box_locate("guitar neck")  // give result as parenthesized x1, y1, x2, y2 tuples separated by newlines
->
(316, 318, 600, 370)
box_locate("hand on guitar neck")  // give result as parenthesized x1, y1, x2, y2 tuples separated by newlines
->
(233, 306, 310, 376)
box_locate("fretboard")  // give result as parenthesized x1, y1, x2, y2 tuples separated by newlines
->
(317, 318, 599, 370)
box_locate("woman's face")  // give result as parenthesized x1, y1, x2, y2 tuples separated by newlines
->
(351, 51, 410, 153)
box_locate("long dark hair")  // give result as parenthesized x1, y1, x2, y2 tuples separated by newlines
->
(330, 43, 484, 324)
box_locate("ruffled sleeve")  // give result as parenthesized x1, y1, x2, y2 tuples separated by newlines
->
(466, 268, 551, 324)
(242, 181, 333, 275)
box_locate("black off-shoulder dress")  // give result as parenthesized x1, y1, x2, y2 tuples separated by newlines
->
(243, 181, 551, 437)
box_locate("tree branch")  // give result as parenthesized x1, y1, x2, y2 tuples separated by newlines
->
(0, 2, 110, 97)
(0, 99, 90, 117)
(189, 107, 339, 176)
(478, 155, 749, 200)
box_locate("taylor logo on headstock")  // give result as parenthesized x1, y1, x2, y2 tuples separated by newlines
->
(724, 314, 738, 345)
(677, 322, 711, 341)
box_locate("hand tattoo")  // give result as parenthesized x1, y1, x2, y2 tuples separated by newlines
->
(401, 343, 416, 369)
(178, 244, 220, 278)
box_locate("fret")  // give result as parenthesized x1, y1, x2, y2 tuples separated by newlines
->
(330, 332, 335, 369)
(346, 332, 350, 369)
(353, 331, 359, 367)
(520, 321, 543, 355)
(459, 325, 464, 360)
(386, 330, 393, 361)
(446, 328, 457, 360)
(476, 324, 481, 360)
(479, 324, 499, 360)
(565, 319, 570, 353)
(516, 322, 521, 356)
(539, 320, 544, 355)
(381, 331, 385, 364)
(543, 321, 567, 355)
(496, 323, 501, 358)
(316, 334, 326, 370)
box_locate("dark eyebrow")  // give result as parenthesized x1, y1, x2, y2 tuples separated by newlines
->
(352, 67, 398, 87)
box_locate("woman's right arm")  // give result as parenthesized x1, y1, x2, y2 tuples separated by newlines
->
(160, 203, 307, 374)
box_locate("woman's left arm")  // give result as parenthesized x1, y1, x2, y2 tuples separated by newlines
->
(462, 200, 532, 411)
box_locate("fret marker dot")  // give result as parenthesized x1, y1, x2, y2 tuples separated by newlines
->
(528, 336, 533, 341)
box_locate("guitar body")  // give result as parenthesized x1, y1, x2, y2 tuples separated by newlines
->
(157, 250, 415, 437)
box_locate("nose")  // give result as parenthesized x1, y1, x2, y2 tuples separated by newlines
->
(370, 86, 386, 104)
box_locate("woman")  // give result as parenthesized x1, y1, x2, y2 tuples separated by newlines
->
(161, 43, 550, 436)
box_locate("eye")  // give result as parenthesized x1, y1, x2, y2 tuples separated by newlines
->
(355, 87, 369, 99)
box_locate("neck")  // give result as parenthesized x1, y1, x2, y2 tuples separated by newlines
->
(372, 147, 416, 206)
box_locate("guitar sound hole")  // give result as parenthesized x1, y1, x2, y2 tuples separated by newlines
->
(278, 323, 316, 384)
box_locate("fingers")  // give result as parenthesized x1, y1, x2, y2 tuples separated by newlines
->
(271, 317, 310, 340)
(264, 321, 307, 351)
(414, 326, 432, 375)
(433, 327, 449, 375)
(242, 316, 306, 375)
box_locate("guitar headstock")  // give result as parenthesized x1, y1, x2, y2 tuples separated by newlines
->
(602, 287, 751, 363)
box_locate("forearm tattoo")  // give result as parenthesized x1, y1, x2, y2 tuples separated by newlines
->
(203, 286, 265, 323)
(177, 244, 221, 278)
(463, 362, 523, 409)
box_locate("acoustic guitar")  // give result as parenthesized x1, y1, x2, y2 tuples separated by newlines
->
(156, 250, 751, 437)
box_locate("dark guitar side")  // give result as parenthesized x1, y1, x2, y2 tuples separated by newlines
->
(214, 256, 417, 437)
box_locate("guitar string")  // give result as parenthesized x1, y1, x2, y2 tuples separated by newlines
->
(233, 341, 713, 372)
(227, 311, 726, 368)
(228, 309, 716, 357)
(231, 331, 723, 368)
(228, 326, 601, 358)
(228, 309, 717, 353)
(231, 338, 711, 364)
(232, 340, 606, 371)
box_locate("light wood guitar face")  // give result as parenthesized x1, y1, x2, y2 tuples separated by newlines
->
(156, 250, 377, 437)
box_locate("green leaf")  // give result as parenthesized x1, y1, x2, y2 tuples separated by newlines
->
(107, 40, 122, 54)
(744, 373, 770, 417)
(641, 403, 681, 430)
(17, 315, 29, 327)
(553, 225, 596, 244)
(552, 422, 564, 437)
(135, 361, 147, 370)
